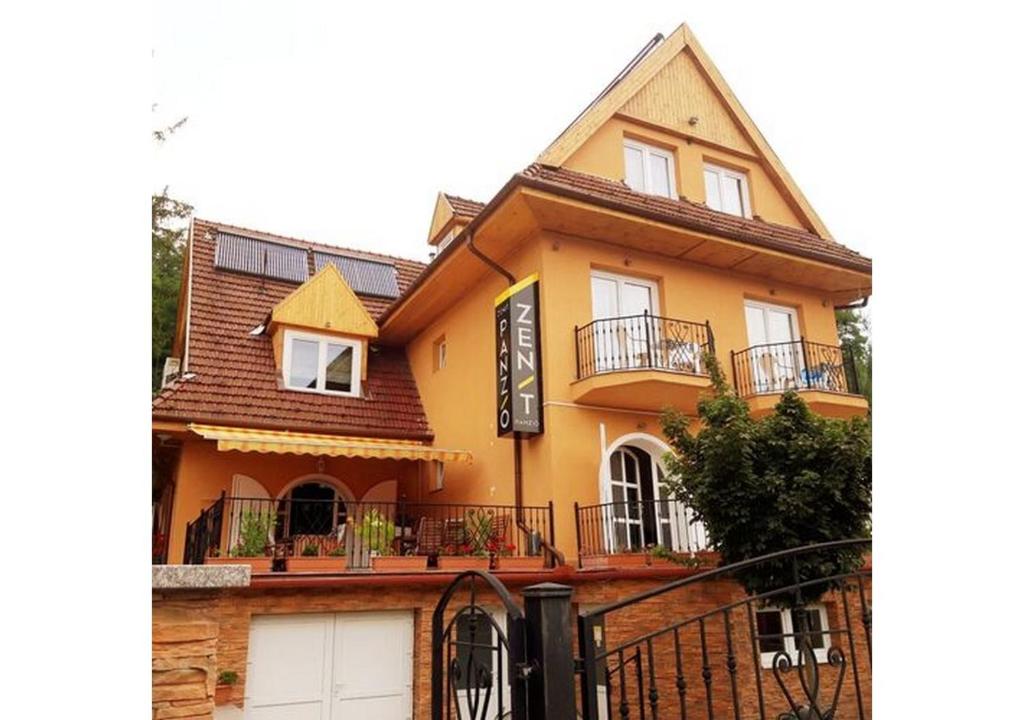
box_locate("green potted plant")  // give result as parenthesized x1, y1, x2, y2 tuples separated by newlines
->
(214, 669, 238, 706)
(361, 510, 426, 572)
(286, 539, 349, 573)
(207, 509, 274, 573)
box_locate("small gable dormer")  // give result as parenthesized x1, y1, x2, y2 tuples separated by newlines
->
(268, 263, 378, 397)
(427, 192, 484, 253)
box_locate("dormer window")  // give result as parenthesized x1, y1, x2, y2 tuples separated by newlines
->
(623, 139, 676, 198)
(282, 329, 362, 397)
(703, 163, 752, 217)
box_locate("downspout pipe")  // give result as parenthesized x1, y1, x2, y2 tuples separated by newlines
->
(467, 233, 565, 567)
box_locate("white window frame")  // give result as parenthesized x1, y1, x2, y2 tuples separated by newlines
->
(590, 270, 661, 318)
(282, 328, 362, 397)
(703, 162, 752, 218)
(623, 139, 677, 198)
(437, 338, 447, 370)
(756, 604, 831, 669)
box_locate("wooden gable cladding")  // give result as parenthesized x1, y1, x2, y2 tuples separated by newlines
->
(618, 50, 754, 155)
(271, 263, 379, 338)
(428, 192, 456, 244)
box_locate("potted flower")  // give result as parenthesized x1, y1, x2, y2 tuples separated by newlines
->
(286, 542, 349, 573)
(361, 509, 426, 572)
(214, 669, 238, 706)
(437, 542, 491, 571)
(207, 509, 274, 573)
(494, 542, 545, 571)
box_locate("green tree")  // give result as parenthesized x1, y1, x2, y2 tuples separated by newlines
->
(661, 356, 871, 604)
(152, 113, 191, 394)
(836, 308, 871, 404)
(152, 191, 191, 393)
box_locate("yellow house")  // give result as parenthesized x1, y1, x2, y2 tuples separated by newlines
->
(151, 23, 872, 719)
(153, 22, 869, 572)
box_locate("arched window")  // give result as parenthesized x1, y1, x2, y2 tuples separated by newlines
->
(275, 481, 349, 543)
(604, 437, 708, 554)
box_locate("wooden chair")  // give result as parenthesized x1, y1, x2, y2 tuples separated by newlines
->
(414, 517, 446, 556)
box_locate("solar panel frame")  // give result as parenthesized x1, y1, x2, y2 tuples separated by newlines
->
(313, 251, 400, 299)
(214, 233, 310, 284)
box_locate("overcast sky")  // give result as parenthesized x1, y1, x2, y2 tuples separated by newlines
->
(154, 2, 891, 263)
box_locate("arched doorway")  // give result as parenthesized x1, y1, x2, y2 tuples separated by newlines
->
(274, 475, 355, 552)
(601, 434, 706, 553)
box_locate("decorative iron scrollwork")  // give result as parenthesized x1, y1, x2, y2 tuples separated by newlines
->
(772, 636, 846, 720)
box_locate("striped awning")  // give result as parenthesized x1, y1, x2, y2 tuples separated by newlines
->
(187, 424, 472, 463)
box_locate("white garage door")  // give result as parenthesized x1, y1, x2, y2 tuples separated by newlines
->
(245, 611, 414, 720)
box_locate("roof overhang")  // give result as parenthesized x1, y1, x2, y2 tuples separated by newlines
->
(188, 424, 472, 463)
(380, 175, 871, 344)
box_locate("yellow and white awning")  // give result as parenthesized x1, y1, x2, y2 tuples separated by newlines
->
(188, 424, 472, 464)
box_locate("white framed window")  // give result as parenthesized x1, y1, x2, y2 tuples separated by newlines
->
(433, 335, 447, 372)
(431, 461, 445, 492)
(437, 228, 457, 252)
(703, 163, 752, 217)
(623, 139, 676, 198)
(282, 329, 362, 397)
(755, 604, 831, 668)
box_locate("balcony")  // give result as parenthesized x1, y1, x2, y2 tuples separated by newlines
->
(183, 496, 555, 573)
(571, 313, 714, 412)
(574, 499, 713, 569)
(730, 340, 868, 418)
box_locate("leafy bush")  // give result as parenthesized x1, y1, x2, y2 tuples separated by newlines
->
(300, 544, 319, 557)
(229, 509, 274, 557)
(661, 354, 871, 604)
(327, 545, 346, 557)
(356, 509, 396, 556)
(217, 670, 238, 686)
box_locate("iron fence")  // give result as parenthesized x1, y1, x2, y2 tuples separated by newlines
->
(731, 340, 860, 397)
(183, 496, 555, 570)
(574, 500, 710, 563)
(575, 313, 714, 379)
(577, 538, 872, 720)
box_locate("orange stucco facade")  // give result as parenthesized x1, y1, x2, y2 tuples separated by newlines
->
(154, 22, 870, 568)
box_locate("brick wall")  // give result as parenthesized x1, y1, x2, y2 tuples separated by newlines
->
(152, 572, 871, 719)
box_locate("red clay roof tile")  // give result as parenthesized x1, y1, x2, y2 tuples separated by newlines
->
(152, 219, 432, 439)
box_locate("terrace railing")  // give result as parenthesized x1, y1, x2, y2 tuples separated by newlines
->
(575, 499, 710, 563)
(575, 313, 715, 379)
(731, 340, 860, 397)
(183, 496, 555, 570)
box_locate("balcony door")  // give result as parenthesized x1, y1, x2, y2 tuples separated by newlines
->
(608, 445, 678, 552)
(744, 300, 801, 393)
(590, 271, 659, 372)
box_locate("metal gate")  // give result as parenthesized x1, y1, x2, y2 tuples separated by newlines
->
(432, 571, 529, 720)
(432, 541, 872, 720)
(577, 539, 872, 720)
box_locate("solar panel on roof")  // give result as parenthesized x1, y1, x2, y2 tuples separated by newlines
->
(313, 251, 400, 299)
(214, 233, 309, 283)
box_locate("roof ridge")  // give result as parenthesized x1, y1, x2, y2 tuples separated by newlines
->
(195, 217, 428, 270)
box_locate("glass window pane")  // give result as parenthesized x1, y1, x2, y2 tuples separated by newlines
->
(624, 146, 645, 192)
(649, 153, 671, 197)
(289, 339, 319, 389)
(794, 608, 826, 650)
(722, 175, 743, 216)
(325, 343, 353, 392)
(704, 169, 721, 210)
(756, 610, 785, 655)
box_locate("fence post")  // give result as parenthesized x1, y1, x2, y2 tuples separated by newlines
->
(523, 583, 577, 720)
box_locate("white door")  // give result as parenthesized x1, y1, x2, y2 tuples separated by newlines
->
(744, 301, 801, 393)
(331, 612, 414, 719)
(590, 272, 658, 372)
(454, 608, 510, 720)
(229, 475, 272, 552)
(245, 611, 413, 720)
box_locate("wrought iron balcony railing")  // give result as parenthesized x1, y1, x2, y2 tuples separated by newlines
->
(731, 340, 860, 397)
(574, 499, 711, 562)
(183, 496, 555, 570)
(574, 313, 715, 380)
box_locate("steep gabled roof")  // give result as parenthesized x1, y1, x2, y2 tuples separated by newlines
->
(153, 218, 432, 439)
(537, 23, 834, 240)
(443, 194, 485, 219)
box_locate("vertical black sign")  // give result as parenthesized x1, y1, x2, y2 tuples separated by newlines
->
(495, 273, 543, 437)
